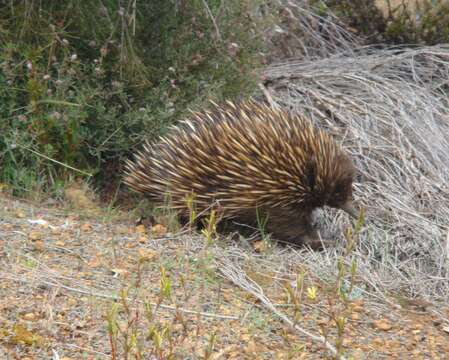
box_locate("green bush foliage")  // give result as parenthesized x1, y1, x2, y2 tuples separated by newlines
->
(0, 0, 264, 195)
(321, 0, 449, 45)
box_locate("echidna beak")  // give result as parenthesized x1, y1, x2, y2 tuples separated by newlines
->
(340, 201, 359, 220)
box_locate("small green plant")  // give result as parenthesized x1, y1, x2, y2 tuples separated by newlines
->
(103, 247, 226, 359)
(185, 192, 198, 232)
(281, 209, 365, 358)
(159, 265, 172, 300)
(329, 209, 365, 357)
(286, 344, 306, 359)
(284, 270, 306, 325)
(203, 331, 217, 360)
(255, 207, 269, 239)
(105, 259, 178, 359)
(201, 209, 219, 246)
(149, 192, 182, 233)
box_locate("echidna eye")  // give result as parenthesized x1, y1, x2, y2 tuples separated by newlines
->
(333, 185, 343, 195)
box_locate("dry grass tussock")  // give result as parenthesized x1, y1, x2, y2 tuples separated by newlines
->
(265, 0, 362, 61)
(261, 44, 449, 301)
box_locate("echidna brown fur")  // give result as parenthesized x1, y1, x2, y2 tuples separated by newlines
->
(124, 100, 358, 248)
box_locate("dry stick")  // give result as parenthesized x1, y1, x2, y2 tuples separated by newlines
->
(258, 83, 279, 109)
(218, 262, 346, 360)
(62, 344, 111, 358)
(0, 272, 238, 321)
(21, 146, 92, 177)
(201, 0, 222, 41)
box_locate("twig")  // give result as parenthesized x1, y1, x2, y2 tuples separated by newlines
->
(201, 0, 222, 41)
(258, 83, 278, 109)
(21, 146, 92, 177)
(63, 343, 111, 358)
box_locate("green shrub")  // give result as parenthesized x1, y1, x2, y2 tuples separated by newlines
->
(320, 0, 449, 45)
(0, 0, 264, 195)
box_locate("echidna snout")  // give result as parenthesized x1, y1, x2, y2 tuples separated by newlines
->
(124, 100, 358, 247)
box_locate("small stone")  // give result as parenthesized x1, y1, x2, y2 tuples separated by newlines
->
(252, 240, 266, 253)
(22, 313, 38, 321)
(80, 223, 93, 232)
(15, 210, 26, 218)
(33, 241, 45, 252)
(373, 319, 393, 331)
(138, 235, 147, 244)
(28, 231, 42, 241)
(138, 248, 157, 261)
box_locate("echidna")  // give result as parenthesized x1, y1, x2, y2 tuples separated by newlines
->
(124, 100, 358, 248)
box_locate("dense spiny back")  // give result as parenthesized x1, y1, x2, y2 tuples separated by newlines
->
(124, 101, 355, 216)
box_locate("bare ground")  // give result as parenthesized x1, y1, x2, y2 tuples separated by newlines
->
(0, 195, 448, 359)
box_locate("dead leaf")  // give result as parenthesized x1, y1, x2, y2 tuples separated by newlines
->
(3, 224, 13, 230)
(81, 223, 93, 232)
(64, 182, 101, 215)
(28, 231, 42, 241)
(373, 319, 393, 331)
(138, 248, 157, 261)
(67, 298, 78, 306)
(33, 240, 45, 252)
(11, 323, 44, 346)
(252, 240, 266, 253)
(88, 257, 101, 268)
(22, 313, 38, 321)
(245, 340, 259, 354)
(0, 183, 8, 192)
(135, 224, 146, 234)
(111, 268, 129, 277)
(15, 210, 26, 218)
(151, 224, 167, 237)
